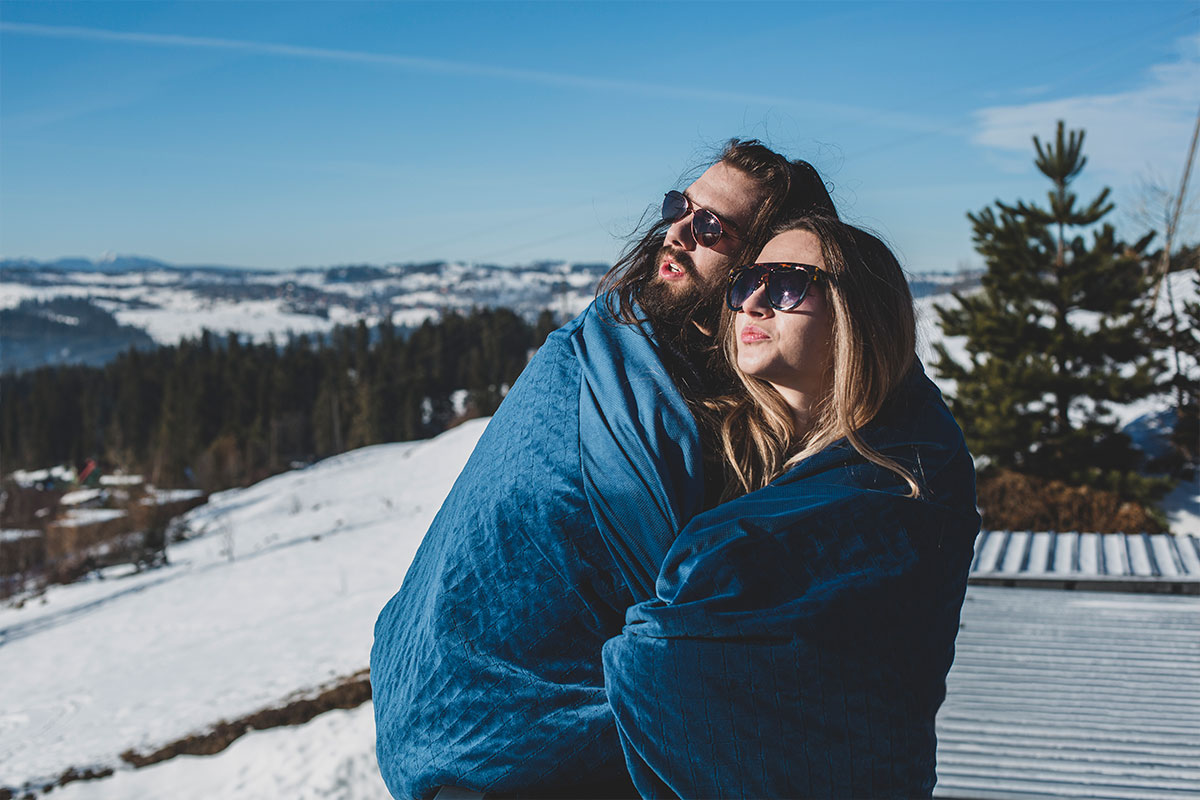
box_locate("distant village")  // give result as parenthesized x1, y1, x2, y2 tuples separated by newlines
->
(1, 460, 206, 599)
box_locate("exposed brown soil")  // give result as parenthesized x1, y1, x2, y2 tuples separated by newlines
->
(1, 765, 115, 800)
(120, 669, 371, 767)
(4, 669, 371, 798)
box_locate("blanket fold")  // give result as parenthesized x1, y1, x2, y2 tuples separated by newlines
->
(577, 302, 703, 602)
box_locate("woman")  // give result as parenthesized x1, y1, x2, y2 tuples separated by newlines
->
(602, 216, 981, 799)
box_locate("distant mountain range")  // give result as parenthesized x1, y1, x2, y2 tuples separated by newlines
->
(0, 254, 260, 274)
(0, 256, 980, 372)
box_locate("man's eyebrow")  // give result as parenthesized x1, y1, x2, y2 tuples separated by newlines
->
(683, 191, 743, 233)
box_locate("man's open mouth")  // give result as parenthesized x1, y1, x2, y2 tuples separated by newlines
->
(659, 258, 688, 280)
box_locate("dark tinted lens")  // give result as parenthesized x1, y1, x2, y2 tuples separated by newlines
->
(726, 267, 765, 310)
(662, 190, 688, 222)
(769, 269, 812, 310)
(692, 209, 723, 247)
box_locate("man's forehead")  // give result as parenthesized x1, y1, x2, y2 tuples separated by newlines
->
(685, 162, 764, 232)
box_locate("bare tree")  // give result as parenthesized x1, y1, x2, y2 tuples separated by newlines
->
(1127, 107, 1200, 410)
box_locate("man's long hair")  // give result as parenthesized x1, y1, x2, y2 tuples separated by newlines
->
(703, 215, 921, 503)
(597, 139, 838, 334)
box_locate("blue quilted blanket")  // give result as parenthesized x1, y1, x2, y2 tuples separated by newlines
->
(371, 300, 702, 799)
(602, 365, 981, 798)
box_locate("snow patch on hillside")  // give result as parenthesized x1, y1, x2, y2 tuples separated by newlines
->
(1163, 477, 1200, 537)
(0, 421, 487, 792)
(917, 270, 1198, 432)
(52, 703, 389, 800)
(113, 297, 339, 345)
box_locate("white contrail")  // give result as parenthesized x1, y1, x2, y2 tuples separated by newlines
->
(0, 20, 784, 100)
(0, 21, 940, 132)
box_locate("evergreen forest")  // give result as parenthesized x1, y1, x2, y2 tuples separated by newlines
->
(2, 308, 561, 491)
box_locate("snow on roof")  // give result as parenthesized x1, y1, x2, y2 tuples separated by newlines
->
(0, 529, 41, 543)
(53, 508, 127, 527)
(59, 488, 104, 506)
(99, 474, 144, 486)
(139, 489, 205, 505)
(7, 465, 76, 486)
(970, 530, 1200, 593)
(935, 585, 1200, 799)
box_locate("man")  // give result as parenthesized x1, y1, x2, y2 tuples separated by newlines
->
(371, 140, 836, 798)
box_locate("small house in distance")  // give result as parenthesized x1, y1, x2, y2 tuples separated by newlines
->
(934, 531, 1200, 799)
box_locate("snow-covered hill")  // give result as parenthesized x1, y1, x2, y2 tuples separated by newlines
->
(49, 703, 386, 800)
(0, 258, 609, 371)
(0, 421, 487, 796)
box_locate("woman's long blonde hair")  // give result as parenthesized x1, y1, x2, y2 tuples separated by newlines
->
(701, 215, 920, 502)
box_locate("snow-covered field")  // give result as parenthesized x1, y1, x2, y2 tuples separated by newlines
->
(0, 421, 487, 796)
(50, 703, 389, 800)
(112, 296, 348, 345)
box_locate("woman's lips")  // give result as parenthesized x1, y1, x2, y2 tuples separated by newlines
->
(740, 324, 769, 343)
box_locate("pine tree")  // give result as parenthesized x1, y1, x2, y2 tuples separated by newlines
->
(534, 309, 560, 346)
(934, 121, 1165, 503)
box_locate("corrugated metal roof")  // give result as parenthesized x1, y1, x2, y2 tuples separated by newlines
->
(935, 585, 1200, 800)
(969, 531, 1200, 594)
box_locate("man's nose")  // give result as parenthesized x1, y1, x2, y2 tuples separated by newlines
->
(665, 214, 697, 250)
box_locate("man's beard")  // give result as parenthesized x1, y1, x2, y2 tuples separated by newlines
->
(638, 245, 722, 334)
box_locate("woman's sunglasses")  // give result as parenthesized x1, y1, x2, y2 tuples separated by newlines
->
(726, 262, 824, 312)
(661, 190, 739, 248)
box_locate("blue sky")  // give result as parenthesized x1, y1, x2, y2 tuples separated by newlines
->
(1, 1, 1197, 272)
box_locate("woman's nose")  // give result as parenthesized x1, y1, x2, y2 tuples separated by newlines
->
(740, 281, 773, 316)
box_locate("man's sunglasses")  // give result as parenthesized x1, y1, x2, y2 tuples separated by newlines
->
(662, 190, 739, 248)
(726, 262, 824, 312)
